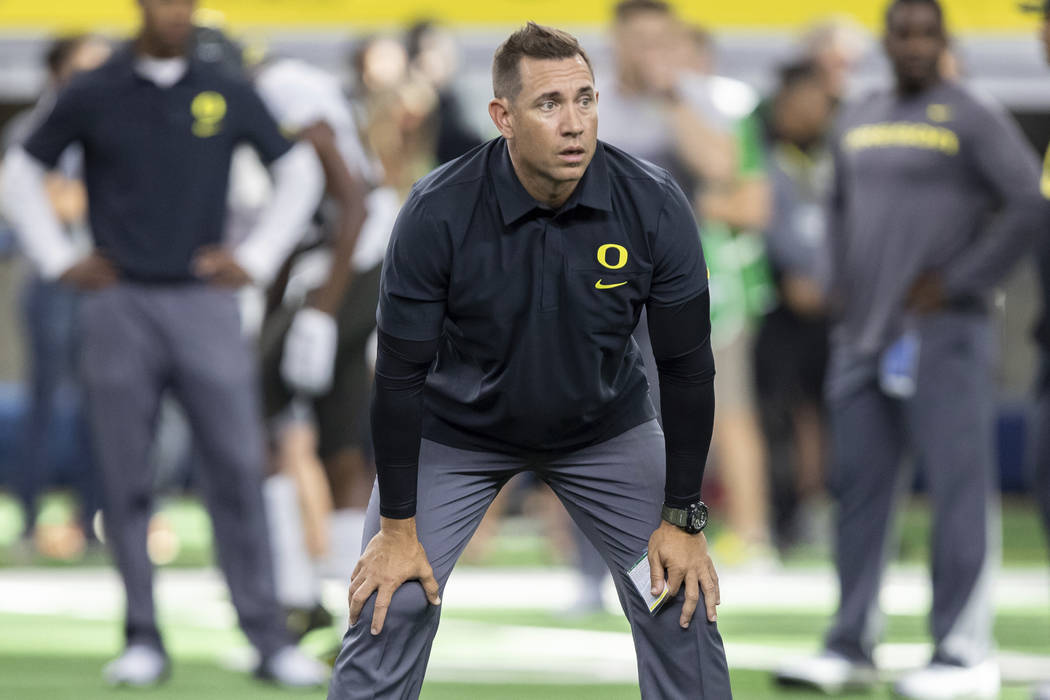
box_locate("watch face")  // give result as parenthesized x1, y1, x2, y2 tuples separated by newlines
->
(689, 503, 708, 532)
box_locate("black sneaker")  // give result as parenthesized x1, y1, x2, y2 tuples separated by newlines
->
(284, 603, 334, 641)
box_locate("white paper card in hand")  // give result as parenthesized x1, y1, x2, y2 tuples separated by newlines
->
(628, 551, 669, 615)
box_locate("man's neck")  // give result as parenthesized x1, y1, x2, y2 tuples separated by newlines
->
(133, 42, 189, 88)
(896, 76, 942, 98)
(135, 35, 186, 60)
(507, 147, 579, 210)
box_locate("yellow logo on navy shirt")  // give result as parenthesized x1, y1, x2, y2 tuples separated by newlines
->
(191, 91, 227, 138)
(595, 244, 630, 290)
(844, 121, 959, 156)
(597, 244, 628, 270)
(926, 103, 952, 123)
(1041, 145, 1050, 200)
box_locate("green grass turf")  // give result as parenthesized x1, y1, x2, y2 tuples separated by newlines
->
(0, 608, 1045, 699)
(2, 492, 1048, 568)
(0, 654, 1039, 700)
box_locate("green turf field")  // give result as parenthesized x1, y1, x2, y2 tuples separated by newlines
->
(0, 492, 1047, 698)
(3, 492, 1047, 568)
(0, 606, 1045, 699)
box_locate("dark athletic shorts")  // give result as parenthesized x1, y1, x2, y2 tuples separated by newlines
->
(260, 263, 382, 458)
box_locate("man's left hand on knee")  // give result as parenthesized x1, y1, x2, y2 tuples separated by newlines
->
(647, 524, 720, 628)
(348, 516, 441, 635)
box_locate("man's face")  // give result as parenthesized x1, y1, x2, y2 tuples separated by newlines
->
(139, 0, 195, 55)
(502, 55, 598, 192)
(614, 11, 679, 92)
(884, 3, 946, 91)
(777, 79, 834, 144)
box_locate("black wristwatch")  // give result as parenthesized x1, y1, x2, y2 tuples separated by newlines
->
(661, 501, 708, 535)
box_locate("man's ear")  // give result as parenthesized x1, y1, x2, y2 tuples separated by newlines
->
(488, 97, 514, 140)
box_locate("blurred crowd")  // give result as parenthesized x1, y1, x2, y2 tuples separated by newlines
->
(0, 0, 1048, 695)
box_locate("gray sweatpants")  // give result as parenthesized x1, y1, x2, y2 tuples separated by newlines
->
(79, 282, 290, 658)
(1032, 354, 1050, 552)
(824, 312, 999, 667)
(328, 419, 732, 699)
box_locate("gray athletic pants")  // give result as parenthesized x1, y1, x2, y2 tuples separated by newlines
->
(328, 419, 732, 699)
(79, 283, 290, 658)
(824, 312, 999, 667)
(1032, 354, 1050, 552)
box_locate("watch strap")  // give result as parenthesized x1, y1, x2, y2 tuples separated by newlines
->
(661, 504, 690, 529)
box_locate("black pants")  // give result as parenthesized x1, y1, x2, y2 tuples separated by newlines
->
(753, 306, 829, 547)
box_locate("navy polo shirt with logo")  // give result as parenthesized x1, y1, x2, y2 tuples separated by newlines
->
(23, 44, 292, 283)
(378, 138, 708, 454)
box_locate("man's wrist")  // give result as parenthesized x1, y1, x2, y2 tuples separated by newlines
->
(661, 501, 708, 534)
(380, 515, 418, 536)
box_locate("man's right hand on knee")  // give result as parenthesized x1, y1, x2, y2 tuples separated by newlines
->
(348, 517, 441, 635)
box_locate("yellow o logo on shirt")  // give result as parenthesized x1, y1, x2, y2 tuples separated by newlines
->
(597, 244, 628, 270)
(926, 103, 952, 123)
(191, 91, 227, 138)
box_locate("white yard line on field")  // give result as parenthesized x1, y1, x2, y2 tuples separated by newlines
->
(0, 566, 1047, 686)
(0, 564, 1047, 619)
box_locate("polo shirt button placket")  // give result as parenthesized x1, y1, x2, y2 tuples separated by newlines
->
(540, 219, 561, 312)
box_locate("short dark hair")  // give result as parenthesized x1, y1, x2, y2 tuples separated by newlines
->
(45, 35, 92, 78)
(777, 59, 824, 92)
(491, 22, 593, 100)
(405, 19, 435, 62)
(885, 0, 944, 30)
(614, 0, 673, 22)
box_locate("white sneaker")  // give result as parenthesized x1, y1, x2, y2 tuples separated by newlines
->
(893, 659, 1000, 699)
(102, 644, 169, 687)
(1032, 681, 1050, 700)
(258, 646, 328, 688)
(775, 650, 878, 694)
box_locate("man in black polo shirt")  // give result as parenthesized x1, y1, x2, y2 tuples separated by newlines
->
(0, 0, 328, 689)
(329, 23, 730, 699)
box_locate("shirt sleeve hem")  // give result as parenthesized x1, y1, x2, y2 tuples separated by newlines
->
(379, 505, 417, 519)
(646, 281, 710, 308)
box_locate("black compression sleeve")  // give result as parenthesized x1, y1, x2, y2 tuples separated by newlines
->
(370, 330, 440, 519)
(646, 291, 716, 509)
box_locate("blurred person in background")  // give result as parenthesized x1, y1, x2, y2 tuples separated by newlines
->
(600, 0, 737, 196)
(1, 34, 111, 559)
(776, 0, 1043, 697)
(405, 20, 484, 165)
(247, 42, 396, 641)
(0, 0, 328, 688)
(351, 35, 439, 196)
(1022, 1, 1050, 699)
(601, 0, 775, 567)
(799, 16, 872, 105)
(683, 26, 777, 568)
(752, 60, 836, 554)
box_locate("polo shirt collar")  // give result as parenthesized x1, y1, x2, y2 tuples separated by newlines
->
(493, 138, 612, 226)
(112, 41, 200, 85)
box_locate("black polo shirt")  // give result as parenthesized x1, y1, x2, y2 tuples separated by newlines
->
(379, 138, 708, 454)
(23, 44, 291, 283)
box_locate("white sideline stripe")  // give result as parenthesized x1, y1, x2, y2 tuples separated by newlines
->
(0, 567, 1047, 685)
(0, 565, 1047, 619)
(427, 620, 1050, 684)
(425, 565, 1050, 615)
